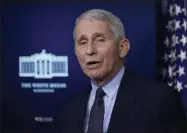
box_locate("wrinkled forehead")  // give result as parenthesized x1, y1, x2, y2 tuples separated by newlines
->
(74, 19, 113, 40)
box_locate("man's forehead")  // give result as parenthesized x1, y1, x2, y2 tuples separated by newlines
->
(74, 19, 113, 40)
(76, 19, 110, 31)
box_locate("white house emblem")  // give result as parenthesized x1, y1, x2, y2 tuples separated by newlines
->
(19, 49, 68, 79)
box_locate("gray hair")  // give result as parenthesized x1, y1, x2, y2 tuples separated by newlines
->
(73, 9, 126, 43)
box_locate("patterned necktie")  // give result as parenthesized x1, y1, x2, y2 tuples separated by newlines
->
(87, 87, 106, 133)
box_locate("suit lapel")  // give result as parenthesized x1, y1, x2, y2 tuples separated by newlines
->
(74, 88, 91, 132)
(107, 70, 140, 133)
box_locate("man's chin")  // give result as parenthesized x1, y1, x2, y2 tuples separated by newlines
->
(88, 74, 100, 80)
(87, 74, 105, 83)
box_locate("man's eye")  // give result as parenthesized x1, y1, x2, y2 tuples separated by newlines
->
(80, 41, 87, 45)
(96, 38, 105, 43)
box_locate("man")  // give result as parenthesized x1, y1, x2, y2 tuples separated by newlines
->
(61, 9, 186, 133)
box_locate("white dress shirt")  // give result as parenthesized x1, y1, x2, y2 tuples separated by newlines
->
(84, 66, 125, 132)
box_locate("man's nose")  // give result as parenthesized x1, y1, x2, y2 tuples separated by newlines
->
(86, 43, 96, 55)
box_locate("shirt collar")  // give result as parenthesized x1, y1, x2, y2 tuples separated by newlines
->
(91, 66, 125, 97)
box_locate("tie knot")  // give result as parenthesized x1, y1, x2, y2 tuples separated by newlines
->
(96, 87, 106, 98)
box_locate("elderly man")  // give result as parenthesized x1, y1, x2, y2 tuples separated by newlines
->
(61, 9, 186, 133)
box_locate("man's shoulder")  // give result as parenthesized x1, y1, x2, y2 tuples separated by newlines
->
(62, 88, 90, 110)
(124, 69, 180, 100)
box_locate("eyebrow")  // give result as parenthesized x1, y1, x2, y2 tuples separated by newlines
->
(76, 32, 105, 43)
(76, 35, 87, 43)
(93, 32, 105, 38)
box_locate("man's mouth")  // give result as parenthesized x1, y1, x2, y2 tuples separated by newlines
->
(86, 61, 101, 69)
(87, 61, 100, 65)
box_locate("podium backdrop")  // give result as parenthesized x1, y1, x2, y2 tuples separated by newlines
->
(2, 2, 157, 133)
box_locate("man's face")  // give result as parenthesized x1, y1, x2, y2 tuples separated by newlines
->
(74, 19, 125, 82)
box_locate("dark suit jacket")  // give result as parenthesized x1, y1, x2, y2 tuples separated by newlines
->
(61, 70, 186, 133)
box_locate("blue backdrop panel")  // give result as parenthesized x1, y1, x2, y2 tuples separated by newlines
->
(2, 2, 156, 132)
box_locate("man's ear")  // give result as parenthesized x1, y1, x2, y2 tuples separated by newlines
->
(119, 38, 130, 58)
